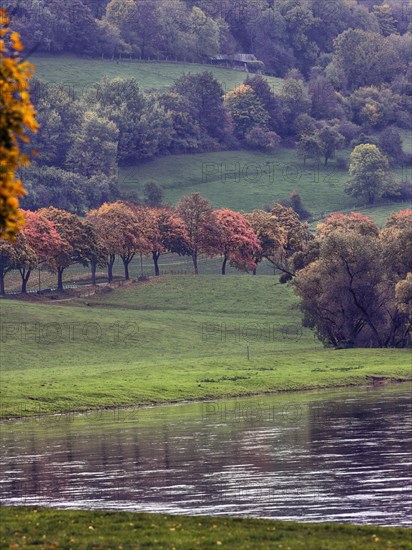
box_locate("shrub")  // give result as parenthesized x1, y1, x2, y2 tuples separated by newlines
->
(245, 126, 280, 151)
(337, 121, 361, 146)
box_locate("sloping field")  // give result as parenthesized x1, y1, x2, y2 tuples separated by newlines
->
(31, 54, 283, 94)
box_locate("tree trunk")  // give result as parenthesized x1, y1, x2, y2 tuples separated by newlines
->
(91, 261, 97, 286)
(108, 255, 115, 283)
(222, 257, 227, 275)
(122, 257, 130, 281)
(21, 269, 31, 294)
(253, 267, 257, 275)
(57, 268, 64, 292)
(193, 252, 199, 275)
(0, 271, 5, 296)
(152, 252, 160, 276)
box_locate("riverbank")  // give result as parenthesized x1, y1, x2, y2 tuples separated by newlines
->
(1, 507, 411, 549)
(1, 276, 411, 420)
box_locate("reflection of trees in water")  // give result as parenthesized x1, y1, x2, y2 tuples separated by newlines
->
(306, 389, 412, 510)
(1, 388, 411, 518)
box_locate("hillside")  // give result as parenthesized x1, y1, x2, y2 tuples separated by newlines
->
(119, 149, 409, 218)
(31, 54, 283, 94)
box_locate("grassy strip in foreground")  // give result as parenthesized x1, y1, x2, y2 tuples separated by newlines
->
(1, 276, 411, 419)
(1, 507, 411, 549)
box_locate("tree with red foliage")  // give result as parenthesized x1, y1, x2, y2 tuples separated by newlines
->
(0, 209, 67, 294)
(18, 210, 66, 293)
(145, 207, 190, 276)
(385, 209, 412, 230)
(211, 209, 261, 275)
(39, 207, 92, 291)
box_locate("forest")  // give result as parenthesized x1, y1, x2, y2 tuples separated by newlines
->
(0, 1, 405, 212)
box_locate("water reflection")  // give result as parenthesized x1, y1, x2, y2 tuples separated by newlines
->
(0, 384, 411, 526)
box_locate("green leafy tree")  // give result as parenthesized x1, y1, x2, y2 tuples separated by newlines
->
(92, 78, 172, 161)
(244, 75, 280, 132)
(65, 111, 119, 178)
(345, 144, 395, 204)
(143, 181, 164, 207)
(372, 3, 398, 36)
(329, 29, 403, 90)
(156, 92, 202, 153)
(297, 134, 322, 165)
(172, 72, 226, 140)
(189, 7, 220, 59)
(224, 85, 270, 140)
(317, 125, 344, 166)
(30, 80, 83, 167)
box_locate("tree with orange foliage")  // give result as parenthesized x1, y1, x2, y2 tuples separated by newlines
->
(245, 210, 286, 274)
(211, 209, 261, 275)
(317, 212, 379, 238)
(177, 193, 216, 275)
(87, 202, 149, 281)
(0, 10, 38, 239)
(264, 204, 312, 281)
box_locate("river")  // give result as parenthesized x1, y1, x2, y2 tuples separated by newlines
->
(1, 384, 411, 526)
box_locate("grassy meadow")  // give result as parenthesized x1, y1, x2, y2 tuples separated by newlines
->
(1, 507, 411, 549)
(120, 148, 409, 219)
(1, 276, 410, 419)
(31, 54, 283, 95)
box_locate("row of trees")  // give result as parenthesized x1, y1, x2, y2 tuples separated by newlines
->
(2, 195, 410, 349)
(0, 193, 311, 294)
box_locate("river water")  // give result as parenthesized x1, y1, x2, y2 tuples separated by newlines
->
(1, 384, 411, 526)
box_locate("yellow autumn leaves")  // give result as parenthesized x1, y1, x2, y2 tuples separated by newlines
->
(0, 9, 38, 240)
